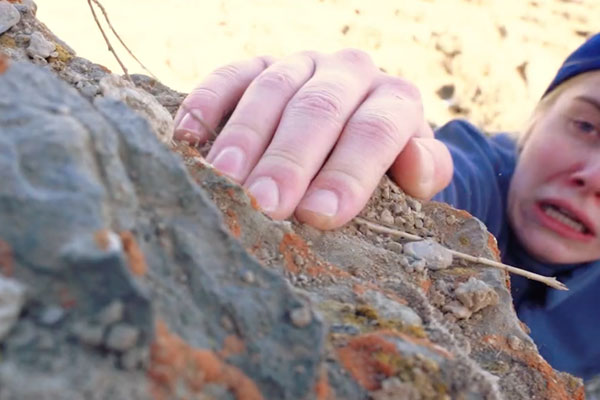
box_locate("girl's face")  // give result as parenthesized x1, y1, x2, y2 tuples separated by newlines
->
(508, 72, 600, 264)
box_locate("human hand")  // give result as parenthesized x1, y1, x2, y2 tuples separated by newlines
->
(173, 49, 453, 229)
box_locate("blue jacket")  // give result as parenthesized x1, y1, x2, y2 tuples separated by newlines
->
(433, 119, 600, 380)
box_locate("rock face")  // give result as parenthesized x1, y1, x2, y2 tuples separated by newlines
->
(0, 3, 585, 400)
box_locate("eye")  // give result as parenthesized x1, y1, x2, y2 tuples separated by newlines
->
(571, 119, 599, 137)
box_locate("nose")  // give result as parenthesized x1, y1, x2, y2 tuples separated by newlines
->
(570, 160, 600, 199)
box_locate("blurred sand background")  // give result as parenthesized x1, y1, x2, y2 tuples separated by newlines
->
(37, 0, 598, 132)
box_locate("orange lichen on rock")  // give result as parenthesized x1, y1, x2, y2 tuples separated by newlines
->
(314, 367, 332, 400)
(0, 238, 14, 277)
(279, 233, 351, 279)
(175, 142, 204, 159)
(224, 209, 242, 238)
(337, 330, 452, 392)
(120, 231, 148, 277)
(57, 286, 77, 309)
(94, 229, 111, 251)
(0, 53, 10, 75)
(149, 320, 263, 400)
(219, 334, 246, 358)
(481, 335, 583, 400)
(336, 332, 400, 390)
(419, 278, 432, 294)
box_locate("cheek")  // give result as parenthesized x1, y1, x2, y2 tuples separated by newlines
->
(518, 133, 569, 184)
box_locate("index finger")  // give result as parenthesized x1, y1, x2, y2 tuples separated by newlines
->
(173, 56, 274, 143)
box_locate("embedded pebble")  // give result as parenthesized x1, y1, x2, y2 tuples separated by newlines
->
(415, 218, 424, 229)
(443, 301, 472, 320)
(105, 323, 140, 352)
(446, 215, 458, 225)
(293, 254, 305, 267)
(380, 209, 394, 225)
(406, 198, 422, 212)
(27, 31, 56, 59)
(0, 2, 20, 35)
(507, 334, 523, 351)
(394, 216, 406, 225)
(78, 82, 99, 99)
(241, 270, 255, 284)
(403, 239, 453, 270)
(290, 306, 312, 327)
(72, 322, 105, 347)
(454, 277, 499, 313)
(220, 315, 234, 331)
(97, 301, 124, 327)
(121, 347, 149, 370)
(38, 305, 66, 326)
(0, 275, 26, 341)
(384, 241, 403, 253)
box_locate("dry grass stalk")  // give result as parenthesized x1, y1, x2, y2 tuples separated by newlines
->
(86, 0, 157, 81)
(354, 216, 568, 291)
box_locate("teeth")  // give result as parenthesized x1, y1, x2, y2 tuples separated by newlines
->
(543, 205, 586, 233)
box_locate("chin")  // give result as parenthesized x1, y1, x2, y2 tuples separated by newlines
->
(519, 230, 597, 265)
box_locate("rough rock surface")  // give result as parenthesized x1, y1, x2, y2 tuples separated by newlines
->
(0, 3, 587, 400)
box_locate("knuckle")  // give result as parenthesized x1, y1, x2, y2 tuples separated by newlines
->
(326, 165, 365, 189)
(223, 121, 263, 142)
(290, 86, 344, 121)
(337, 48, 373, 68)
(347, 111, 402, 149)
(186, 86, 220, 107)
(386, 77, 422, 102)
(211, 64, 241, 81)
(263, 148, 305, 175)
(254, 69, 297, 92)
(298, 50, 320, 61)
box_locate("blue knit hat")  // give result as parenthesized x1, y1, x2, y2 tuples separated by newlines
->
(544, 33, 600, 97)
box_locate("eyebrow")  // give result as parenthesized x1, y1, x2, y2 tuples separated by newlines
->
(574, 95, 600, 113)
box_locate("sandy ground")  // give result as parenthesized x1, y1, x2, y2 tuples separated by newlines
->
(37, 0, 598, 132)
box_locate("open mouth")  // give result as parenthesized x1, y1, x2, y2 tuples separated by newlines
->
(539, 202, 594, 236)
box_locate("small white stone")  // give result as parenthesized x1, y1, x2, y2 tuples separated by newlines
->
(72, 322, 105, 347)
(380, 209, 394, 225)
(97, 301, 124, 327)
(241, 270, 255, 284)
(443, 301, 472, 320)
(403, 239, 453, 270)
(290, 306, 312, 328)
(0, 2, 20, 35)
(455, 277, 499, 313)
(507, 334, 523, 351)
(27, 31, 56, 59)
(105, 323, 139, 352)
(0, 276, 26, 341)
(38, 305, 65, 326)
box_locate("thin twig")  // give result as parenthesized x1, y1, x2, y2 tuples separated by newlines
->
(91, 0, 158, 80)
(354, 217, 568, 291)
(87, 0, 130, 81)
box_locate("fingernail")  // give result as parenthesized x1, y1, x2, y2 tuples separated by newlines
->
(175, 113, 202, 140)
(212, 146, 246, 181)
(298, 189, 338, 217)
(247, 177, 279, 213)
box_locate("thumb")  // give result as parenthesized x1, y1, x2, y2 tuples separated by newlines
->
(388, 137, 453, 200)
